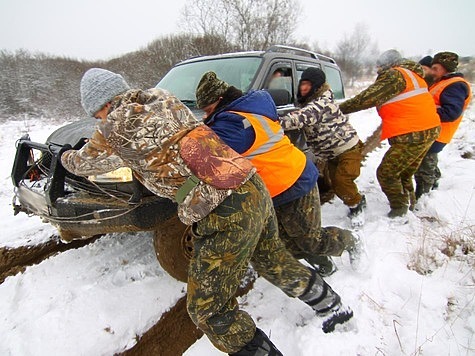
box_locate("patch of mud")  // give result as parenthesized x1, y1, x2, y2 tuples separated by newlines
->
(0, 235, 100, 283)
(120, 296, 203, 356)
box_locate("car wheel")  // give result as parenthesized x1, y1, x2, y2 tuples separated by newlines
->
(153, 215, 193, 283)
(152, 215, 256, 296)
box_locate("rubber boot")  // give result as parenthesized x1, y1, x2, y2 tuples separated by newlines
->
(299, 269, 353, 333)
(304, 255, 338, 277)
(230, 328, 283, 356)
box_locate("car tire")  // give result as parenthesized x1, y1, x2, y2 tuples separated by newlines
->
(152, 215, 256, 296)
(153, 215, 193, 283)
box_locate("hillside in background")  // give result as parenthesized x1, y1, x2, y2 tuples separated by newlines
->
(2, 33, 473, 122)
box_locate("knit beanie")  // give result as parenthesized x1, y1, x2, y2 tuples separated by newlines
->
(80, 68, 130, 117)
(376, 49, 402, 68)
(432, 52, 458, 72)
(195, 71, 230, 109)
(300, 67, 326, 90)
(418, 55, 433, 67)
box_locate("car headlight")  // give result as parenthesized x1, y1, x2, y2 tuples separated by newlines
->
(88, 167, 133, 183)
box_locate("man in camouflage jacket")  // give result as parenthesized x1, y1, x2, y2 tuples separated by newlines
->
(60, 68, 351, 355)
(339, 50, 440, 218)
(279, 67, 365, 221)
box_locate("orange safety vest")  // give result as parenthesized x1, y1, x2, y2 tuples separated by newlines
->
(430, 77, 472, 144)
(377, 67, 440, 140)
(229, 110, 306, 197)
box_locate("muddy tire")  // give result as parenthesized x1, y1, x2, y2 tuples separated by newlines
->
(153, 215, 193, 283)
(152, 215, 256, 295)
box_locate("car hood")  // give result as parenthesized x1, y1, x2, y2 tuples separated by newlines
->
(46, 117, 98, 147)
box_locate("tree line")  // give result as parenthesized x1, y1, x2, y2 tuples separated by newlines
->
(1, 0, 473, 120)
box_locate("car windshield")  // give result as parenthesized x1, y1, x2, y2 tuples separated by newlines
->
(156, 56, 262, 103)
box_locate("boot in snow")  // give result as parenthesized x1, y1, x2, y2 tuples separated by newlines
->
(230, 328, 283, 356)
(299, 269, 353, 333)
(348, 195, 366, 227)
(304, 255, 338, 277)
(346, 231, 369, 272)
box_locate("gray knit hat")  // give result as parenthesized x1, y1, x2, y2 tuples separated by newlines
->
(195, 71, 230, 109)
(80, 68, 130, 117)
(376, 49, 402, 68)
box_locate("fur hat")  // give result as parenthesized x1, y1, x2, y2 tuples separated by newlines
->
(376, 49, 402, 68)
(195, 71, 230, 109)
(432, 52, 458, 72)
(418, 55, 433, 67)
(300, 67, 326, 90)
(80, 68, 130, 117)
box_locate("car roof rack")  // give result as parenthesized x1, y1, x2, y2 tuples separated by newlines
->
(266, 45, 336, 64)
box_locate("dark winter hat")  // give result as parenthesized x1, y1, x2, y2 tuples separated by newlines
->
(418, 55, 433, 67)
(432, 52, 458, 72)
(376, 49, 402, 68)
(300, 67, 326, 90)
(195, 71, 230, 109)
(80, 68, 130, 117)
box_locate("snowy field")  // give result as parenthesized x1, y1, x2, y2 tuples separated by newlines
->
(0, 104, 474, 355)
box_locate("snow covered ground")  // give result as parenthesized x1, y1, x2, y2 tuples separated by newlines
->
(1, 104, 474, 355)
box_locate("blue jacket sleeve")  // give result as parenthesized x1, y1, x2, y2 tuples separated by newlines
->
(438, 82, 470, 122)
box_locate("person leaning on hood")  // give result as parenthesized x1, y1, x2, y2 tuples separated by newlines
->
(59, 68, 348, 355)
(339, 49, 441, 218)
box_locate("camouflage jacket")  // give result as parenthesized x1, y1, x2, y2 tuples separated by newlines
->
(61, 88, 254, 225)
(279, 83, 359, 159)
(339, 60, 424, 115)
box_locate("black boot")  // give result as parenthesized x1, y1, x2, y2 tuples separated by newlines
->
(348, 194, 366, 218)
(230, 328, 283, 356)
(304, 255, 338, 277)
(299, 269, 353, 333)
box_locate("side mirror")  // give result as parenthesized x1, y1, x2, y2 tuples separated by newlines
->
(265, 88, 291, 106)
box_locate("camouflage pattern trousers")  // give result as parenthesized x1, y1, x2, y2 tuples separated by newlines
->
(414, 151, 442, 197)
(186, 174, 312, 354)
(327, 140, 364, 207)
(377, 126, 441, 210)
(274, 183, 355, 259)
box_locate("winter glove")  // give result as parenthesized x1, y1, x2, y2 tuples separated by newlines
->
(57, 144, 72, 159)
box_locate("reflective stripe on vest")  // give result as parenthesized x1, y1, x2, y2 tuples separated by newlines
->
(380, 68, 430, 106)
(228, 110, 306, 197)
(430, 77, 472, 143)
(241, 116, 285, 158)
(377, 67, 440, 140)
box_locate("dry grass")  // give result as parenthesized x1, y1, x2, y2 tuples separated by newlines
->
(407, 222, 475, 275)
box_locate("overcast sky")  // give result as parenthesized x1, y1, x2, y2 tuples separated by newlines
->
(1, 0, 474, 61)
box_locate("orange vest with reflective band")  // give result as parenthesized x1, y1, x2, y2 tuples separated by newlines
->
(229, 110, 306, 197)
(377, 67, 440, 140)
(430, 77, 472, 144)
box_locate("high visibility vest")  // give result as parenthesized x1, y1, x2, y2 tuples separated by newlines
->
(430, 77, 472, 144)
(229, 110, 306, 197)
(378, 67, 440, 140)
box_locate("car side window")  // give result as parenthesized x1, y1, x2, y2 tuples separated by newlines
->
(265, 65, 293, 105)
(296, 64, 345, 101)
(324, 65, 345, 100)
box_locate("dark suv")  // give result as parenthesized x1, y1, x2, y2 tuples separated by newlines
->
(11, 45, 345, 281)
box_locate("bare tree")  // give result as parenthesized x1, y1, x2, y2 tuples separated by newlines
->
(333, 23, 374, 86)
(181, 0, 301, 50)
